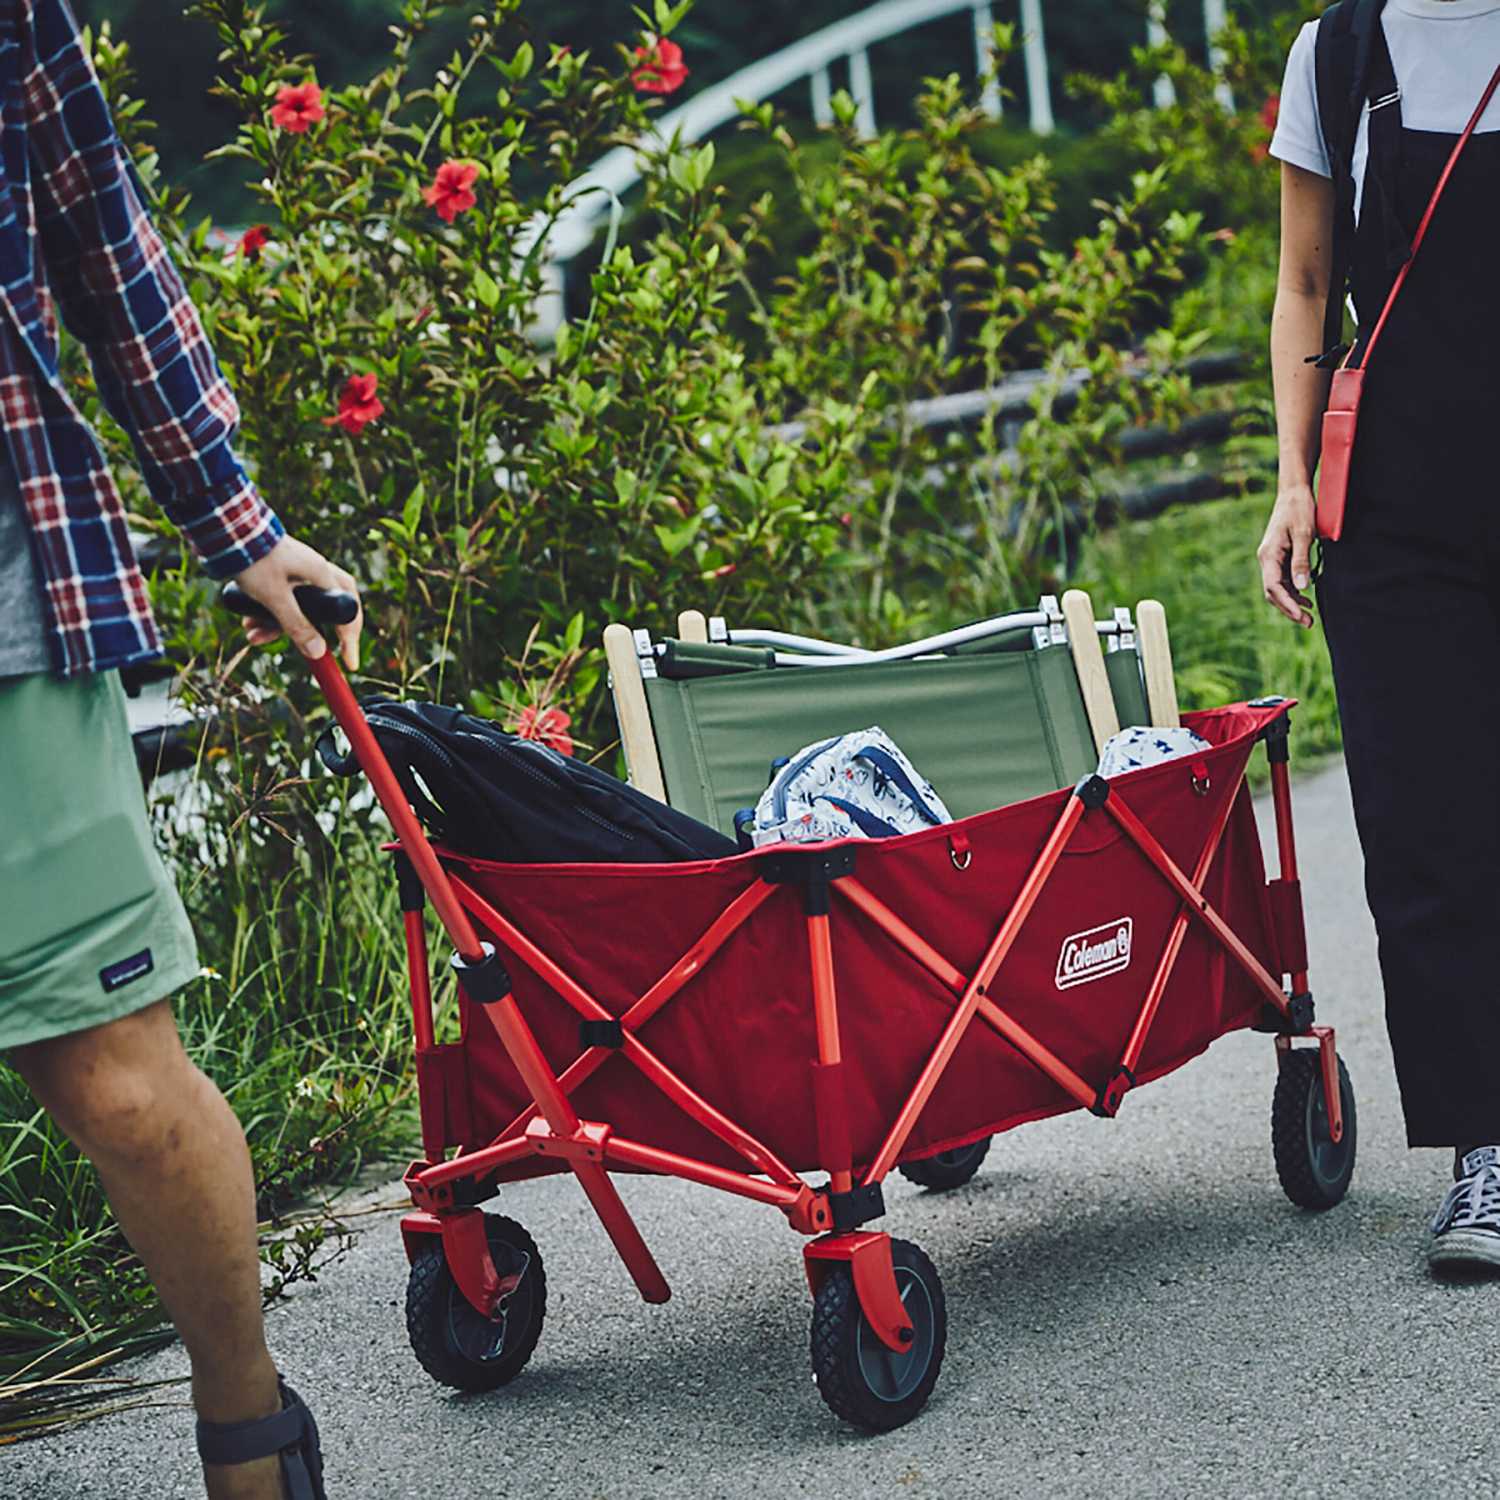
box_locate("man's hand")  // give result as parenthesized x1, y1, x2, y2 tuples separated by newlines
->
(1257, 483, 1317, 629)
(232, 535, 362, 669)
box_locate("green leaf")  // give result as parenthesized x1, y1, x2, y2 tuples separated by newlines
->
(653, 515, 701, 557)
(401, 483, 425, 534)
(472, 266, 501, 309)
(502, 42, 533, 82)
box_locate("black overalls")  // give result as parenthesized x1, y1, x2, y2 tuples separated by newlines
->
(1317, 27, 1500, 1147)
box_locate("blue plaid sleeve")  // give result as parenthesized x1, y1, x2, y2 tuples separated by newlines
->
(22, 0, 283, 579)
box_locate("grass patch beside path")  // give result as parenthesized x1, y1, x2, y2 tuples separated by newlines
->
(1079, 492, 1343, 764)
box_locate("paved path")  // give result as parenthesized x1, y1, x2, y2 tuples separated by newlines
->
(14, 761, 1500, 1499)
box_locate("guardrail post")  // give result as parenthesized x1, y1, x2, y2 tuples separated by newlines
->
(849, 47, 876, 136)
(972, 2, 1001, 121)
(1018, 0, 1054, 135)
(811, 64, 833, 127)
(1148, 0, 1176, 110)
(1203, 0, 1234, 111)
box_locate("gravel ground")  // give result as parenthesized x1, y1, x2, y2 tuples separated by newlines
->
(11, 759, 1498, 1499)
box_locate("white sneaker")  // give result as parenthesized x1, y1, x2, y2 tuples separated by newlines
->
(1429, 1146, 1500, 1273)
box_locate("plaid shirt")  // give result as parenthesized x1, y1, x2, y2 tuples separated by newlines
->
(0, 0, 282, 676)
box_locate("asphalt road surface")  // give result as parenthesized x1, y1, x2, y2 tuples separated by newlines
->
(13, 759, 1499, 1499)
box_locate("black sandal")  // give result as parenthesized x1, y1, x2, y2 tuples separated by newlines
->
(195, 1378, 327, 1499)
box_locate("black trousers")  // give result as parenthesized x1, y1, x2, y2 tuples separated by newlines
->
(1318, 484, 1500, 1147)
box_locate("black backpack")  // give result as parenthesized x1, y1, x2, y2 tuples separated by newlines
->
(317, 698, 737, 864)
(1313, 0, 1400, 365)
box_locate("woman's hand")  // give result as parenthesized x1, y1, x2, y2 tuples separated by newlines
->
(1257, 484, 1317, 629)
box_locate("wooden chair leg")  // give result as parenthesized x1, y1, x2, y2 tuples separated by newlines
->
(676, 610, 709, 644)
(1135, 599, 1180, 729)
(1062, 588, 1121, 755)
(603, 623, 667, 802)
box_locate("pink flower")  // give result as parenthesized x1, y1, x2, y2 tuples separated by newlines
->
(423, 160, 480, 224)
(710, 562, 737, 579)
(512, 706, 574, 757)
(322, 374, 385, 436)
(270, 81, 324, 134)
(238, 225, 271, 261)
(631, 37, 689, 96)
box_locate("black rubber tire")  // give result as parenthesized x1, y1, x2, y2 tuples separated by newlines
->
(405, 1214, 546, 1392)
(898, 1136, 991, 1191)
(809, 1238, 946, 1432)
(1272, 1049, 1357, 1211)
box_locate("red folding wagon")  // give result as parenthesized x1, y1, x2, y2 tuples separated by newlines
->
(243, 586, 1356, 1431)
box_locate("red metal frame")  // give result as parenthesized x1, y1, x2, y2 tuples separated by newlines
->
(1275, 1025, 1345, 1144)
(804, 1232, 913, 1353)
(307, 650, 1332, 1340)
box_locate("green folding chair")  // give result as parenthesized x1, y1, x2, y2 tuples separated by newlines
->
(603, 592, 1179, 835)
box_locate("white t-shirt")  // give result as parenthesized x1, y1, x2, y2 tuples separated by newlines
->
(1270, 0, 1500, 220)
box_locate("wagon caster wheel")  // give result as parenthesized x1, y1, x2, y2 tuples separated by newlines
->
(898, 1135, 991, 1191)
(810, 1238, 946, 1431)
(1272, 1049, 1357, 1211)
(405, 1213, 546, 1392)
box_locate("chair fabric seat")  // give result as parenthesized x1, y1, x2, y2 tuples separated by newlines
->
(644, 637, 1150, 834)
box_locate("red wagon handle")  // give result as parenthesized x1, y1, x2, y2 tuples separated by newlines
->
(220, 583, 486, 963)
(219, 584, 674, 1308)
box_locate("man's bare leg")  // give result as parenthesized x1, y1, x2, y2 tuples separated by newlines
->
(12, 1000, 287, 1500)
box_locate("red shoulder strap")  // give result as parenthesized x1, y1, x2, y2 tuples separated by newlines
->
(1351, 58, 1500, 371)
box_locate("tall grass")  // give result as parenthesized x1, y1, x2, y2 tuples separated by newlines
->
(1079, 487, 1343, 762)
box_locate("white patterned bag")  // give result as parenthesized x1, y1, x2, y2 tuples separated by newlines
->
(749, 727, 953, 847)
(1096, 724, 1212, 779)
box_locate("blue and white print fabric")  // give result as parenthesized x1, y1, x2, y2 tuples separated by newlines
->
(750, 726, 953, 847)
(1096, 725, 1212, 779)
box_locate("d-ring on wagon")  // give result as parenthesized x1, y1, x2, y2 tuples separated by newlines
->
(227, 584, 1355, 1431)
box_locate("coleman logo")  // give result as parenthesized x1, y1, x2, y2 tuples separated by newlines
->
(1055, 919, 1133, 990)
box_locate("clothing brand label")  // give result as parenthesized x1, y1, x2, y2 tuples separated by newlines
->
(99, 948, 154, 994)
(1055, 919, 1133, 990)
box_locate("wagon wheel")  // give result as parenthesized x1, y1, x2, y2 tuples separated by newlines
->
(406, 1213, 546, 1392)
(898, 1136, 991, 1191)
(810, 1238, 946, 1431)
(1272, 1049, 1357, 1211)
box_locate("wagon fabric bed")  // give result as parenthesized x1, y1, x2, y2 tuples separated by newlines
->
(232, 584, 1356, 1432)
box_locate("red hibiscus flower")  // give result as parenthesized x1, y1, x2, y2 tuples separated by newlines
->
(322, 374, 385, 436)
(270, 81, 324, 134)
(423, 160, 480, 224)
(512, 705, 574, 757)
(1251, 90, 1279, 162)
(631, 37, 689, 96)
(238, 225, 271, 261)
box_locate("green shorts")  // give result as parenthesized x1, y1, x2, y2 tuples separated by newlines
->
(0, 670, 198, 1051)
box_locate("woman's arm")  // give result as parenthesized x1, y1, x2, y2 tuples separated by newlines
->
(1258, 161, 1337, 627)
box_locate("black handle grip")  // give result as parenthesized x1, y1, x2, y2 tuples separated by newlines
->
(220, 582, 360, 628)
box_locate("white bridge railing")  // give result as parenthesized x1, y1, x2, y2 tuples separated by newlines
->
(535, 0, 1237, 276)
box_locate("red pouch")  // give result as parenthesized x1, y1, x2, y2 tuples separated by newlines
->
(1315, 367, 1364, 543)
